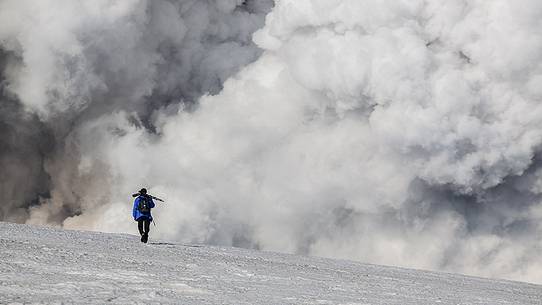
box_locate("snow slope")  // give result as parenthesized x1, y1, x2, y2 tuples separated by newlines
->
(1, 222, 541, 304)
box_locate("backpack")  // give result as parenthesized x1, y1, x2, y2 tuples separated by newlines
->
(137, 196, 151, 213)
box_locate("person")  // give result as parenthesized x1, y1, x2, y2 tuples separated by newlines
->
(132, 188, 155, 243)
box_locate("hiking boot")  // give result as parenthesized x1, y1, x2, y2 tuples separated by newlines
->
(142, 233, 148, 243)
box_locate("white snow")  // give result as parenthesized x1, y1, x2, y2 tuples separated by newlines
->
(0, 222, 541, 304)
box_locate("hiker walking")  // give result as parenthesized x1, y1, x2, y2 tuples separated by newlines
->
(132, 188, 155, 243)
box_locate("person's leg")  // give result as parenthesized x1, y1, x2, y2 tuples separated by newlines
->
(137, 219, 144, 236)
(144, 220, 151, 235)
(141, 219, 150, 243)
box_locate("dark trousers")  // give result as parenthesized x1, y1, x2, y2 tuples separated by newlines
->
(138, 219, 151, 236)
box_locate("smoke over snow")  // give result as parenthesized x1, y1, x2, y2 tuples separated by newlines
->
(2, 0, 542, 283)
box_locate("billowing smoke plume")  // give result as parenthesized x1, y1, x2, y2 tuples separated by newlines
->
(2, 0, 542, 284)
(0, 0, 272, 221)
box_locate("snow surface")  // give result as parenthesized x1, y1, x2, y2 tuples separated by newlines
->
(1, 222, 541, 304)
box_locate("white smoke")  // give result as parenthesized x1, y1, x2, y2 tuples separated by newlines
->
(2, 0, 542, 284)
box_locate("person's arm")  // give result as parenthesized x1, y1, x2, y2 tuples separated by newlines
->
(149, 198, 155, 209)
(132, 198, 138, 219)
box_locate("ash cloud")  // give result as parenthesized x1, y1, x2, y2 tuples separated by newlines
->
(2, 0, 542, 284)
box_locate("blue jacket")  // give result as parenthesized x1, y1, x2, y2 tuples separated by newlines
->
(132, 195, 155, 221)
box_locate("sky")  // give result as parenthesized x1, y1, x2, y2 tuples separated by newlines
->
(1, 0, 542, 284)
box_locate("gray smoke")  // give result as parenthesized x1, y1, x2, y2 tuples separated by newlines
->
(2, 0, 542, 284)
(0, 0, 272, 222)
(0, 49, 54, 222)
